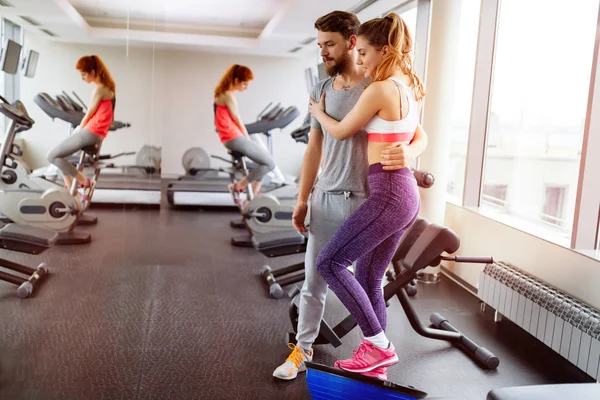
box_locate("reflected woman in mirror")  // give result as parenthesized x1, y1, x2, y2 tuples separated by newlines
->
(47, 54, 116, 202)
(214, 64, 275, 201)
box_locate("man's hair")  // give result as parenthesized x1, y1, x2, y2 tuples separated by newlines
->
(314, 10, 360, 39)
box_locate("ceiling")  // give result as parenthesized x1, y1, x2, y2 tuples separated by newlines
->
(0, 0, 413, 57)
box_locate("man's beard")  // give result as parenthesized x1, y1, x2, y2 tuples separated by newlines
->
(324, 53, 353, 76)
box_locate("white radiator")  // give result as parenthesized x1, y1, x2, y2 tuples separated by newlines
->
(478, 262, 600, 381)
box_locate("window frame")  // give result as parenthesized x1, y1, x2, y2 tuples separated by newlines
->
(462, 0, 500, 208)
(446, 0, 600, 251)
(571, 7, 600, 250)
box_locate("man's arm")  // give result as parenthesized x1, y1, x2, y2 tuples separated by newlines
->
(297, 82, 327, 202)
(380, 123, 428, 170)
(292, 125, 323, 232)
(297, 126, 323, 204)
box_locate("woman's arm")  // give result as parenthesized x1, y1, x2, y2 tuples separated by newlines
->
(407, 123, 428, 159)
(80, 87, 104, 128)
(308, 84, 382, 141)
(223, 92, 249, 136)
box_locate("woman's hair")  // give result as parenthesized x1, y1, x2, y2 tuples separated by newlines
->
(358, 13, 425, 101)
(76, 55, 116, 93)
(214, 64, 254, 97)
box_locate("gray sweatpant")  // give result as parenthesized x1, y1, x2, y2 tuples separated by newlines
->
(224, 136, 276, 183)
(296, 188, 366, 350)
(47, 128, 103, 177)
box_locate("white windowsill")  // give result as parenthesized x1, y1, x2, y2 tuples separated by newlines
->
(446, 200, 600, 263)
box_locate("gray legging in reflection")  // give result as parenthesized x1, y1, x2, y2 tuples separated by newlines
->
(47, 128, 103, 177)
(223, 136, 276, 183)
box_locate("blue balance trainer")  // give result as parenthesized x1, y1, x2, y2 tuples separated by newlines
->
(305, 362, 428, 400)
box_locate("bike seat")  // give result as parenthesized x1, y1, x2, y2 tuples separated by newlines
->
(228, 150, 245, 161)
(81, 144, 100, 155)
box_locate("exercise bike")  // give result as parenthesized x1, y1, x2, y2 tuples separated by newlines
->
(4, 100, 103, 226)
(229, 114, 309, 246)
(0, 96, 92, 245)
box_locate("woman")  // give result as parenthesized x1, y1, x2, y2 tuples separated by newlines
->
(214, 64, 275, 198)
(48, 55, 115, 201)
(308, 13, 426, 378)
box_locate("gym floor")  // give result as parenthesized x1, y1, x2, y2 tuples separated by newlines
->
(0, 206, 593, 400)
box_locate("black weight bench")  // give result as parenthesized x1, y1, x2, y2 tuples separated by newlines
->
(253, 230, 307, 299)
(288, 218, 499, 369)
(252, 229, 307, 257)
(0, 223, 57, 298)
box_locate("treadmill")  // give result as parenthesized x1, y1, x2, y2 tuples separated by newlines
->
(167, 103, 301, 207)
(34, 92, 162, 205)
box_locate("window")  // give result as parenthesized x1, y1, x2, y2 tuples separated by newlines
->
(0, 18, 22, 134)
(446, 0, 481, 202)
(481, 0, 599, 246)
(388, 1, 417, 42)
(398, 3, 417, 38)
(542, 186, 567, 226)
(388, 1, 420, 170)
(0, 45, 3, 137)
(1, 19, 22, 102)
(482, 184, 508, 209)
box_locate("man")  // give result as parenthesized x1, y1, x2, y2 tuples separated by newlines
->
(273, 10, 428, 381)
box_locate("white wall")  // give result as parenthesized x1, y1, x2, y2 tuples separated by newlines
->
(19, 33, 317, 177)
(157, 49, 315, 177)
(20, 33, 162, 169)
(444, 203, 600, 310)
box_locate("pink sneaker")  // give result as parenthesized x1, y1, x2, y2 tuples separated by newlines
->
(361, 366, 387, 381)
(334, 339, 398, 373)
(227, 183, 245, 207)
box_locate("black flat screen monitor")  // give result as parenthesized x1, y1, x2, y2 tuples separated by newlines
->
(23, 49, 39, 78)
(304, 67, 317, 92)
(317, 63, 327, 80)
(1, 39, 22, 74)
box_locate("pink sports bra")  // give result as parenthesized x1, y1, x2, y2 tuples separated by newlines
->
(364, 77, 418, 143)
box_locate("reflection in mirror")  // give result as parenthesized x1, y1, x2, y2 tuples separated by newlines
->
(14, 2, 164, 209)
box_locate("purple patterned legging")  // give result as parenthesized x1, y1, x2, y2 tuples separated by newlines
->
(316, 163, 420, 337)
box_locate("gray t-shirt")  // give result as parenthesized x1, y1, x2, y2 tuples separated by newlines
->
(310, 77, 370, 197)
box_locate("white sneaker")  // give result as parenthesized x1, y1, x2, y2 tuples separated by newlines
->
(273, 343, 313, 380)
